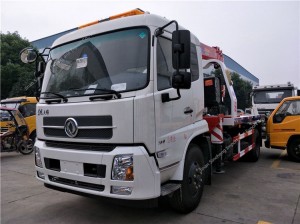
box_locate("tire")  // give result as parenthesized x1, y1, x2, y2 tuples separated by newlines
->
(245, 129, 260, 162)
(287, 138, 300, 162)
(169, 144, 205, 213)
(18, 140, 34, 155)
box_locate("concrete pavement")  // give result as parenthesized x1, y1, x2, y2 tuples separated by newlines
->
(1, 147, 299, 224)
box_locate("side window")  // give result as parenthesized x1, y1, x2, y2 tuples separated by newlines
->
(19, 104, 36, 118)
(157, 37, 174, 91)
(190, 43, 199, 81)
(286, 100, 300, 115)
(156, 37, 199, 90)
(273, 100, 300, 123)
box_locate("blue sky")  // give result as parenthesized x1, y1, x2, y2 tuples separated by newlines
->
(1, 0, 300, 88)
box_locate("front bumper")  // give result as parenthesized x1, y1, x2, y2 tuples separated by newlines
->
(35, 140, 160, 200)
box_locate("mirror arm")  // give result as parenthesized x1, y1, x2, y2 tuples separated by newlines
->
(155, 20, 179, 37)
(39, 47, 50, 63)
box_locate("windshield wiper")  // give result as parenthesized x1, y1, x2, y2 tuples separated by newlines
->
(72, 88, 121, 99)
(41, 91, 68, 103)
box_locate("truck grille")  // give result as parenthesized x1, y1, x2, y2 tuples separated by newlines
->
(48, 175, 105, 192)
(43, 116, 113, 139)
(45, 141, 115, 152)
(257, 109, 273, 115)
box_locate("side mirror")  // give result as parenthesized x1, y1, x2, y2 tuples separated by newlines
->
(172, 71, 191, 89)
(20, 48, 38, 64)
(273, 113, 284, 123)
(172, 30, 191, 69)
(297, 90, 300, 96)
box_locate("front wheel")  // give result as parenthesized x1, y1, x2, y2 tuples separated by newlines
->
(169, 144, 205, 213)
(287, 138, 300, 162)
(18, 140, 34, 155)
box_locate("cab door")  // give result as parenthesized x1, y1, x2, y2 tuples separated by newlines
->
(154, 35, 195, 169)
(270, 99, 300, 147)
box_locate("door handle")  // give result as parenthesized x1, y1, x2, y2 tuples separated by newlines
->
(184, 107, 193, 114)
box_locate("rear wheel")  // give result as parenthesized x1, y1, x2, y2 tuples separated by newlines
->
(245, 129, 260, 162)
(169, 144, 205, 213)
(287, 138, 300, 162)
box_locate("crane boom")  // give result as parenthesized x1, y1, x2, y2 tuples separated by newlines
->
(200, 43, 224, 62)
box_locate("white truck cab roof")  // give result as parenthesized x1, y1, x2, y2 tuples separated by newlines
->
(52, 12, 201, 49)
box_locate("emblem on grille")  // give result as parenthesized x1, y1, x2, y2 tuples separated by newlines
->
(64, 118, 78, 138)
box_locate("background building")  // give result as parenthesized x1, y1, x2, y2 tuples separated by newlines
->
(31, 30, 259, 86)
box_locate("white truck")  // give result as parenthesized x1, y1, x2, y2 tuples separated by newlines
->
(20, 9, 262, 213)
(251, 83, 298, 137)
(252, 83, 297, 116)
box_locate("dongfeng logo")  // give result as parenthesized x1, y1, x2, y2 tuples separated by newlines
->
(64, 118, 78, 138)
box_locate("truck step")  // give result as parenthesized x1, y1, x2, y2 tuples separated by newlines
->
(161, 183, 181, 196)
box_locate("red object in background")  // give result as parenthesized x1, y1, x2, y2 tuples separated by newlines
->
(200, 43, 224, 62)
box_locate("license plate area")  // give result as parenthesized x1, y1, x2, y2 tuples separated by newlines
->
(60, 160, 83, 175)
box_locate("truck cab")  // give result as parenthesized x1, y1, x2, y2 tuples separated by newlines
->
(265, 96, 300, 161)
(251, 83, 296, 138)
(23, 9, 210, 212)
(251, 83, 296, 115)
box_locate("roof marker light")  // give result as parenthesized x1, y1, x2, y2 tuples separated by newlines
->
(78, 8, 145, 29)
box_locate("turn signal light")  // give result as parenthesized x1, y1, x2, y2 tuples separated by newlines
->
(125, 166, 134, 181)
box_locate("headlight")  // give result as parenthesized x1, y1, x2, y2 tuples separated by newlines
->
(34, 146, 43, 168)
(112, 154, 134, 181)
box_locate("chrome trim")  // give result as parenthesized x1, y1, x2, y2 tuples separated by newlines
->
(43, 126, 116, 129)
(42, 126, 64, 129)
(159, 161, 180, 172)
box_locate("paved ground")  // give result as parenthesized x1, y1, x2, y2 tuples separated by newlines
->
(1, 147, 299, 224)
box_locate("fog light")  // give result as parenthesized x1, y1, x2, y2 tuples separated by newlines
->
(111, 186, 133, 195)
(112, 154, 134, 181)
(37, 171, 45, 179)
(35, 146, 43, 168)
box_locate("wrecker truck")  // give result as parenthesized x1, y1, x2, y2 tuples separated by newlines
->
(20, 9, 262, 213)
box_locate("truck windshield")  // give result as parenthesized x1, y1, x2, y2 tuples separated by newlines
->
(0, 103, 20, 109)
(42, 28, 149, 99)
(253, 89, 293, 104)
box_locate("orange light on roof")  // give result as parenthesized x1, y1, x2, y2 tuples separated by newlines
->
(78, 8, 145, 29)
(78, 20, 99, 29)
(109, 8, 144, 20)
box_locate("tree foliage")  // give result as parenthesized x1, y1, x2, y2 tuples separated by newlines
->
(211, 68, 253, 111)
(1, 32, 35, 99)
(231, 72, 253, 110)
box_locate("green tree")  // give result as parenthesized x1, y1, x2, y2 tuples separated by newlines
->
(211, 68, 252, 111)
(231, 72, 253, 110)
(1, 32, 35, 99)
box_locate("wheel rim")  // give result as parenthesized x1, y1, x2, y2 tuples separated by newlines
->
(18, 140, 33, 154)
(27, 139, 33, 150)
(188, 161, 203, 197)
(19, 144, 28, 153)
(293, 142, 300, 157)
